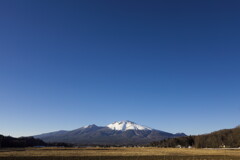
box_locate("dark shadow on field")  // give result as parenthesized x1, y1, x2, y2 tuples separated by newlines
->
(37, 148, 119, 151)
(0, 156, 238, 160)
(0, 148, 119, 153)
(0, 149, 26, 152)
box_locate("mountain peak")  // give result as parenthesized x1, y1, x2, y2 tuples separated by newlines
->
(107, 120, 152, 131)
(83, 124, 98, 129)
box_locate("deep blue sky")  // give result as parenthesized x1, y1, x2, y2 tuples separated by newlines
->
(0, 0, 240, 137)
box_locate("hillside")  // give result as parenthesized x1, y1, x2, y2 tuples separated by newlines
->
(150, 126, 240, 148)
(0, 135, 46, 148)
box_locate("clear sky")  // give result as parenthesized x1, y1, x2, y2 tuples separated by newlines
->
(0, 0, 240, 137)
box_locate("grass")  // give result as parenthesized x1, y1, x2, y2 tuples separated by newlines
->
(0, 147, 240, 160)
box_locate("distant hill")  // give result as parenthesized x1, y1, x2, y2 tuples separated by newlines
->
(34, 120, 186, 146)
(0, 135, 46, 148)
(0, 135, 73, 148)
(150, 126, 240, 148)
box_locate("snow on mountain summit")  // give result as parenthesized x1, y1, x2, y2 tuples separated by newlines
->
(107, 120, 152, 131)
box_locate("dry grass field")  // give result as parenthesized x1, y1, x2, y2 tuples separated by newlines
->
(0, 147, 240, 160)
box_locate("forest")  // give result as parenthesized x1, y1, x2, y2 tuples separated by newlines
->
(150, 126, 240, 148)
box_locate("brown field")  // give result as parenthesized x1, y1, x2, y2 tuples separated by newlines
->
(0, 147, 240, 160)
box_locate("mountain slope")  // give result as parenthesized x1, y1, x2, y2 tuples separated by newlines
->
(35, 121, 186, 145)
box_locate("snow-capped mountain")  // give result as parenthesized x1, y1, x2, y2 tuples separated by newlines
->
(34, 120, 186, 145)
(107, 121, 152, 131)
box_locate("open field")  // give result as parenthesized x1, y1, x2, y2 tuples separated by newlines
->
(0, 147, 240, 160)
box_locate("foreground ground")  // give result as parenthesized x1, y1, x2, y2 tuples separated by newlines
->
(0, 147, 240, 160)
